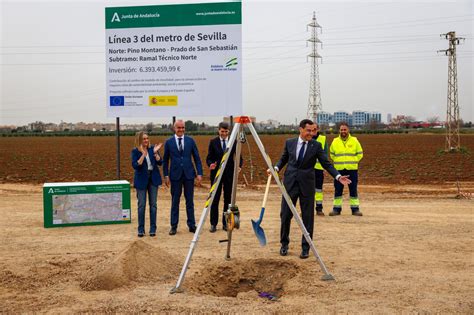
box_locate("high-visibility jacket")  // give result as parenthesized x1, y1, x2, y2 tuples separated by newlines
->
(313, 134, 327, 170)
(330, 134, 363, 170)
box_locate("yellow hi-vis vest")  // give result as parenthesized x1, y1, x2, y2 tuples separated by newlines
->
(314, 134, 327, 170)
(330, 134, 363, 170)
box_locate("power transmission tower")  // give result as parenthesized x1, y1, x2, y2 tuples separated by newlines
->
(307, 12, 323, 124)
(438, 31, 465, 152)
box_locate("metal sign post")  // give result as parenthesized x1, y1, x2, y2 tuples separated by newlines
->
(115, 117, 120, 179)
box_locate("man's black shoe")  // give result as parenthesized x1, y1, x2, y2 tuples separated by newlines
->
(300, 249, 309, 259)
(189, 226, 196, 233)
(169, 227, 177, 235)
(149, 233, 156, 237)
(209, 225, 217, 233)
(280, 245, 288, 256)
(138, 233, 145, 238)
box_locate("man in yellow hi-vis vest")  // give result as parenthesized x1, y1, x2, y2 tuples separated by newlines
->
(329, 122, 363, 216)
(311, 123, 327, 216)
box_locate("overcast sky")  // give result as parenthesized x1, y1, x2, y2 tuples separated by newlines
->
(1, 0, 473, 126)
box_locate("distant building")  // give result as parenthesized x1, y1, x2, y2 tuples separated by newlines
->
(258, 119, 280, 130)
(346, 110, 382, 126)
(352, 110, 367, 126)
(387, 113, 392, 124)
(369, 112, 382, 124)
(333, 111, 350, 124)
(317, 111, 332, 125)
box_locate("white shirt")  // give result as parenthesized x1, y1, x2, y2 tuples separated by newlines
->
(219, 136, 229, 150)
(174, 134, 184, 150)
(296, 136, 308, 159)
(145, 153, 153, 171)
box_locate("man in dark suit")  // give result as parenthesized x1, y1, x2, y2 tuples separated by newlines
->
(163, 120, 203, 235)
(206, 122, 243, 233)
(273, 119, 351, 259)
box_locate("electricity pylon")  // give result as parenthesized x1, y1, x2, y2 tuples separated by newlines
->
(438, 31, 465, 152)
(307, 12, 323, 124)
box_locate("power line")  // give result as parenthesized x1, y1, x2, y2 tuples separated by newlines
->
(1, 36, 465, 56)
(326, 14, 474, 32)
(244, 54, 473, 82)
(325, 18, 474, 34)
(245, 50, 473, 62)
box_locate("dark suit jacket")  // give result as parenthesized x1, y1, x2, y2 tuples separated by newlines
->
(163, 135, 203, 181)
(131, 147, 163, 190)
(276, 138, 339, 197)
(206, 137, 243, 182)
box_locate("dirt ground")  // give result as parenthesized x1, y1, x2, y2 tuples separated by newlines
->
(1, 134, 473, 185)
(0, 182, 473, 313)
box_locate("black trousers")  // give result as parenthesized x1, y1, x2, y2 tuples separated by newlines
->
(280, 183, 315, 251)
(210, 173, 233, 227)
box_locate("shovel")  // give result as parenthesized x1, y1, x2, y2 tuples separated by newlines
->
(251, 175, 272, 246)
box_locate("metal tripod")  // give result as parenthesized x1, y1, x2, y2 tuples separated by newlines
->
(170, 116, 334, 293)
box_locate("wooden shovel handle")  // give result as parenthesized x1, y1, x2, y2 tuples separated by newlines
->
(261, 175, 272, 208)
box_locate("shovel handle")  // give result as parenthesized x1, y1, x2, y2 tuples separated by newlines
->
(261, 175, 272, 208)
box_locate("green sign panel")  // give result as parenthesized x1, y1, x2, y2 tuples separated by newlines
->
(43, 181, 131, 228)
(105, 2, 242, 29)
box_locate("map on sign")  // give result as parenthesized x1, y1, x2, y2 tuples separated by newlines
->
(52, 192, 128, 224)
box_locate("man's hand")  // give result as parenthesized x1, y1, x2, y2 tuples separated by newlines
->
(338, 175, 351, 185)
(165, 176, 170, 187)
(209, 162, 217, 170)
(196, 175, 202, 186)
(266, 166, 278, 176)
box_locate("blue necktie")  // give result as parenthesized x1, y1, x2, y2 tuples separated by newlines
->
(222, 139, 226, 151)
(297, 141, 306, 165)
(178, 137, 183, 155)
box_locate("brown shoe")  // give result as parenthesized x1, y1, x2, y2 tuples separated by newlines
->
(316, 211, 325, 216)
(329, 210, 341, 216)
(352, 211, 363, 216)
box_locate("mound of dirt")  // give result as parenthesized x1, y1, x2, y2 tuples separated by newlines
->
(80, 240, 180, 291)
(187, 258, 299, 297)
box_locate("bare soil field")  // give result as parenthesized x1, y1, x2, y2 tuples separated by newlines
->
(0, 134, 473, 185)
(0, 182, 473, 313)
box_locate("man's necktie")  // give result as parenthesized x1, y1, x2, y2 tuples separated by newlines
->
(297, 141, 306, 165)
(222, 139, 226, 151)
(178, 137, 183, 154)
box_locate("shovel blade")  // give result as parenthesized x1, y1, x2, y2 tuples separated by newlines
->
(251, 219, 267, 246)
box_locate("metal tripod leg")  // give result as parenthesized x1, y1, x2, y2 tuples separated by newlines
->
(225, 124, 244, 260)
(247, 123, 335, 281)
(170, 123, 241, 293)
